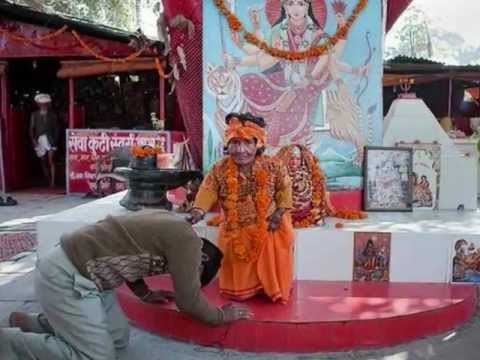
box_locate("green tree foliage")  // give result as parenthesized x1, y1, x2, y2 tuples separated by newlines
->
(12, 0, 137, 30)
(385, 6, 432, 60)
(385, 5, 480, 65)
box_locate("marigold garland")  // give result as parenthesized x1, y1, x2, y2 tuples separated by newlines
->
(71, 30, 145, 63)
(155, 58, 170, 79)
(213, 0, 368, 61)
(223, 156, 270, 263)
(0, 25, 148, 62)
(130, 145, 163, 157)
(0, 25, 68, 44)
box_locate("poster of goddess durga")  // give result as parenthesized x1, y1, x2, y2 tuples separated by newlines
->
(206, 0, 369, 164)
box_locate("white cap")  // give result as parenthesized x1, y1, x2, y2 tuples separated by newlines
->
(34, 93, 51, 104)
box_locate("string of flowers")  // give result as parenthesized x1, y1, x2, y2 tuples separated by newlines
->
(213, 0, 368, 61)
(0, 25, 148, 62)
(0, 25, 68, 44)
(155, 58, 170, 79)
(223, 156, 270, 263)
(71, 30, 145, 63)
(130, 145, 164, 157)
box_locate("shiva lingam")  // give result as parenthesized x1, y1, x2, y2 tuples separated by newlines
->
(115, 145, 202, 211)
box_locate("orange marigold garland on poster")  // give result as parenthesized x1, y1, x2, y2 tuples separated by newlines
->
(223, 157, 270, 263)
(213, 0, 368, 61)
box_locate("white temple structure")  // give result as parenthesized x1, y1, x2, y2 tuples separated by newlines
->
(383, 98, 477, 210)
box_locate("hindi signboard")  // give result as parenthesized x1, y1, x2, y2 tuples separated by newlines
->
(66, 129, 185, 194)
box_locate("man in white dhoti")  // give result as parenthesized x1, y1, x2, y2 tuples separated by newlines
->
(30, 94, 58, 187)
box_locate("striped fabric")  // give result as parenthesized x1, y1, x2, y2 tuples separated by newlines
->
(0, 231, 37, 261)
(164, 0, 203, 167)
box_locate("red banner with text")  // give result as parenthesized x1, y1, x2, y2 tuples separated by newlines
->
(66, 129, 185, 194)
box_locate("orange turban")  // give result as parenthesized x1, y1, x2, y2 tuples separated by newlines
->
(224, 116, 267, 149)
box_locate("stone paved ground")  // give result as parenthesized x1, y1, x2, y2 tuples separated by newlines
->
(0, 252, 479, 360)
(0, 192, 91, 225)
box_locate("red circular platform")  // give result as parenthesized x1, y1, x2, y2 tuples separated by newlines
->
(117, 277, 477, 352)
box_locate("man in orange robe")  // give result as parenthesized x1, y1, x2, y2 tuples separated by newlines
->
(188, 113, 294, 303)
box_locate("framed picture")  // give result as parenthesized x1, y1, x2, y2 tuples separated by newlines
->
(451, 237, 480, 283)
(353, 232, 391, 282)
(397, 142, 441, 210)
(363, 146, 413, 211)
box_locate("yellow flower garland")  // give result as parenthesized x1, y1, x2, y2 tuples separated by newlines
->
(213, 0, 368, 61)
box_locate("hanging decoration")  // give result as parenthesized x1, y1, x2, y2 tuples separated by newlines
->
(0, 25, 68, 43)
(154, 58, 171, 79)
(71, 30, 145, 62)
(0, 25, 148, 62)
(213, 0, 368, 61)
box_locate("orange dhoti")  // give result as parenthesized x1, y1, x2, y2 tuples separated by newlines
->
(218, 213, 294, 303)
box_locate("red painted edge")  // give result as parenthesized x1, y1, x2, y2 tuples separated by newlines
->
(116, 283, 476, 353)
(329, 190, 363, 211)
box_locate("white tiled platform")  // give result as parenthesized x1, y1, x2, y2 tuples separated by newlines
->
(37, 191, 480, 283)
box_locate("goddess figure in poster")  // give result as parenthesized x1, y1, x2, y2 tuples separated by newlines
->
(206, 0, 368, 164)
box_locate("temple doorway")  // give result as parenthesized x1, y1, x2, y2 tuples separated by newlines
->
(5, 58, 67, 191)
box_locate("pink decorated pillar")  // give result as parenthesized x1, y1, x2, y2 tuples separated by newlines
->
(68, 77, 75, 129)
(159, 61, 165, 121)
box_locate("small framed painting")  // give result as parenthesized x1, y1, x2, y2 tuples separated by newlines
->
(451, 238, 480, 283)
(363, 146, 413, 212)
(397, 142, 441, 210)
(353, 232, 391, 282)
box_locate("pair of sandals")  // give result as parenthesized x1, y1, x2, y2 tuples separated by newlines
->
(0, 196, 18, 206)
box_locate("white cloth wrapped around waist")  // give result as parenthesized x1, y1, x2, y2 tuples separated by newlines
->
(35, 134, 57, 157)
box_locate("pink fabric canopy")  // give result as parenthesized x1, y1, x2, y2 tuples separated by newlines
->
(162, 0, 203, 167)
(386, 0, 413, 33)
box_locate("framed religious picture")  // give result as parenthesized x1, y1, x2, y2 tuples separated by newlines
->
(363, 146, 413, 212)
(451, 237, 480, 283)
(396, 142, 441, 210)
(353, 232, 391, 282)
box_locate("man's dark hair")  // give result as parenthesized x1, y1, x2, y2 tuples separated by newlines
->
(200, 238, 223, 287)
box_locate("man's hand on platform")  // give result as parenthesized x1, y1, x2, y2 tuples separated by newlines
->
(141, 289, 175, 304)
(186, 208, 205, 225)
(221, 303, 253, 323)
